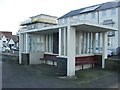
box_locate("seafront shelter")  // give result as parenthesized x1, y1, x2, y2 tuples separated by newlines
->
(19, 17, 117, 76)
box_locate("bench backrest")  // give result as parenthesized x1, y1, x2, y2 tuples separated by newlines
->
(75, 56, 98, 65)
(44, 54, 58, 61)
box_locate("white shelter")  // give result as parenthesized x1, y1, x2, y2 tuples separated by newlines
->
(19, 17, 117, 76)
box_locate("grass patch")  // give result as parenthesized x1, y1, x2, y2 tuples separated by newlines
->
(105, 59, 119, 72)
(2, 57, 114, 84)
(24, 64, 58, 77)
(24, 64, 113, 83)
(74, 68, 112, 83)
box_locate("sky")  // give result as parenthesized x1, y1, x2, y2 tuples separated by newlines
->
(0, 0, 113, 35)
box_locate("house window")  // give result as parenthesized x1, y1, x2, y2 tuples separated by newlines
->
(111, 8, 116, 16)
(102, 10, 107, 17)
(91, 12, 96, 19)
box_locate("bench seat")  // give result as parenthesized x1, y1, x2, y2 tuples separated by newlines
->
(40, 53, 58, 65)
(75, 56, 98, 69)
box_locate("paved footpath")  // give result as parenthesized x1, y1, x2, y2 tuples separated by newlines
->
(2, 60, 119, 88)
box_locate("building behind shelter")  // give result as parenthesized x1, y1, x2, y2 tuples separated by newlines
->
(0, 31, 19, 52)
(58, 0, 120, 55)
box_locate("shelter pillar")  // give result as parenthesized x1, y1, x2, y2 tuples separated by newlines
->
(90, 33, 93, 53)
(59, 28, 62, 56)
(63, 28, 67, 56)
(83, 32, 86, 54)
(98, 33, 101, 53)
(79, 31, 82, 54)
(102, 32, 108, 68)
(67, 22, 76, 76)
(86, 33, 88, 53)
(45, 34, 48, 52)
(25, 33, 29, 53)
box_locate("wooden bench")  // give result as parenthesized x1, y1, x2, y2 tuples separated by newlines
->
(40, 53, 58, 65)
(75, 56, 98, 69)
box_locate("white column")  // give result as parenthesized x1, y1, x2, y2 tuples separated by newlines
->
(93, 33, 96, 53)
(45, 34, 48, 52)
(81, 32, 84, 54)
(98, 33, 101, 53)
(89, 33, 92, 53)
(59, 28, 62, 56)
(41, 34, 45, 52)
(67, 20, 75, 76)
(43, 35, 46, 52)
(64, 28, 67, 56)
(86, 33, 88, 53)
(49, 34, 52, 52)
(102, 32, 108, 68)
(88, 33, 90, 53)
(25, 33, 29, 53)
(90, 33, 93, 53)
(51, 34, 53, 53)
(83, 32, 86, 54)
(79, 31, 82, 54)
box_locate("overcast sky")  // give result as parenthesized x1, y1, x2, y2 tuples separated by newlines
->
(0, 0, 113, 35)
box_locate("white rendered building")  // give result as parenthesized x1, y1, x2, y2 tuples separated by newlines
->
(58, 0, 120, 55)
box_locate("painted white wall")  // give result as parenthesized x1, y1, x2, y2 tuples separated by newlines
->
(29, 33, 53, 53)
(84, 12, 98, 23)
(99, 8, 118, 50)
(29, 52, 44, 64)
